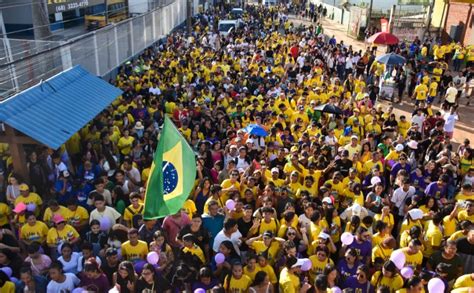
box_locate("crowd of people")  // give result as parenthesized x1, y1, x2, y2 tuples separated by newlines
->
(0, 3, 473, 293)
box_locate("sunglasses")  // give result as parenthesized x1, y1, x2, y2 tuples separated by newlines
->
(287, 232, 296, 236)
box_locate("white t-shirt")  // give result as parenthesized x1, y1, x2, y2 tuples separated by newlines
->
(445, 87, 458, 103)
(58, 252, 81, 274)
(411, 114, 425, 129)
(89, 206, 121, 224)
(47, 273, 80, 293)
(213, 230, 242, 254)
(443, 113, 458, 132)
(391, 186, 416, 216)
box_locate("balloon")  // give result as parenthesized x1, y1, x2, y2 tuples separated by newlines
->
(301, 258, 312, 271)
(147, 251, 159, 265)
(134, 260, 147, 274)
(9, 277, 19, 283)
(340, 232, 354, 246)
(100, 217, 112, 231)
(194, 289, 206, 293)
(389, 250, 406, 270)
(214, 253, 225, 264)
(0, 267, 12, 277)
(225, 199, 236, 210)
(428, 278, 445, 293)
(401, 266, 414, 279)
(26, 203, 36, 212)
(332, 287, 342, 293)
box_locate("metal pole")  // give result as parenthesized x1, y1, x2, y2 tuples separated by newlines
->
(367, 0, 373, 30)
(187, 0, 192, 36)
(0, 10, 19, 92)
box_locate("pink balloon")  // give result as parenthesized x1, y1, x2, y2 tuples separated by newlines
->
(225, 199, 236, 210)
(194, 289, 206, 293)
(389, 250, 406, 270)
(147, 251, 159, 265)
(341, 232, 354, 246)
(214, 252, 225, 264)
(401, 266, 414, 279)
(301, 258, 312, 271)
(428, 278, 445, 293)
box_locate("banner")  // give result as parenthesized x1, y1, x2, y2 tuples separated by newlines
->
(47, 0, 104, 14)
(381, 18, 389, 33)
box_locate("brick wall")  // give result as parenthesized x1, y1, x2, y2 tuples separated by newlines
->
(443, 1, 473, 45)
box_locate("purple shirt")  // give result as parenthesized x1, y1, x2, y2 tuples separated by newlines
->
(342, 276, 374, 293)
(337, 259, 361, 281)
(424, 182, 446, 199)
(390, 162, 411, 177)
(347, 240, 372, 264)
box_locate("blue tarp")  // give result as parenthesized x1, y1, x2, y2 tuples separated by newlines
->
(0, 65, 122, 149)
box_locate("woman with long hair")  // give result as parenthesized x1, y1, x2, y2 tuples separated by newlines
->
(194, 178, 212, 214)
(342, 264, 374, 293)
(79, 258, 110, 293)
(249, 271, 273, 293)
(136, 263, 172, 292)
(148, 230, 174, 274)
(112, 261, 137, 293)
(337, 248, 361, 283)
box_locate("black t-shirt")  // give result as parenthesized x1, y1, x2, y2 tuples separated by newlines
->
(177, 224, 210, 252)
(237, 217, 253, 252)
(135, 275, 171, 293)
(334, 159, 353, 177)
(428, 251, 462, 281)
(100, 261, 118, 285)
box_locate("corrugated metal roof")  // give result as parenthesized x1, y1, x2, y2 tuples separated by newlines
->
(0, 65, 122, 149)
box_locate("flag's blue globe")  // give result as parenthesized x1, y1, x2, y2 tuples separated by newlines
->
(162, 161, 178, 195)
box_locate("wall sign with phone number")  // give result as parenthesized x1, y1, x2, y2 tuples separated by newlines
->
(48, 0, 103, 13)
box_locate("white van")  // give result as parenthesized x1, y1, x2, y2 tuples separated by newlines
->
(218, 19, 243, 37)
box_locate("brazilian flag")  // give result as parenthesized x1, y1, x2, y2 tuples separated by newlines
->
(143, 116, 196, 219)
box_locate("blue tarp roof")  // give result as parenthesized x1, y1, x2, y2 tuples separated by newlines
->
(0, 65, 122, 149)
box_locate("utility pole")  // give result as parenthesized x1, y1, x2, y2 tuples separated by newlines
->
(424, 0, 434, 39)
(367, 0, 373, 30)
(187, 0, 192, 37)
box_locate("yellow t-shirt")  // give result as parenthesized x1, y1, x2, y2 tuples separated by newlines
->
(0, 203, 10, 227)
(279, 267, 300, 293)
(0, 281, 15, 293)
(64, 206, 89, 227)
(372, 244, 393, 262)
(223, 274, 252, 292)
(374, 213, 395, 229)
(123, 204, 144, 223)
(243, 266, 259, 282)
(257, 264, 278, 284)
(20, 221, 49, 244)
(15, 193, 43, 207)
(454, 274, 474, 289)
(46, 224, 80, 246)
(220, 179, 240, 202)
(371, 271, 404, 292)
(429, 82, 438, 97)
(442, 215, 457, 237)
(458, 210, 474, 222)
(400, 248, 423, 268)
(414, 84, 428, 101)
(182, 245, 206, 263)
(251, 240, 281, 264)
(43, 206, 69, 226)
(117, 136, 135, 155)
(422, 221, 443, 258)
(121, 240, 149, 262)
(258, 218, 279, 235)
(309, 256, 334, 282)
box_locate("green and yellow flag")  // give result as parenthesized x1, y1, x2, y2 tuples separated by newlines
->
(143, 116, 196, 219)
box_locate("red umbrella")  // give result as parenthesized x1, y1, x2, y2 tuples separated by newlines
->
(367, 32, 399, 45)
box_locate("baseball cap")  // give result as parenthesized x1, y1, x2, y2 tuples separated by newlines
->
(19, 183, 29, 191)
(52, 214, 66, 224)
(395, 144, 404, 152)
(291, 258, 306, 268)
(271, 167, 279, 174)
(322, 197, 333, 205)
(318, 232, 330, 240)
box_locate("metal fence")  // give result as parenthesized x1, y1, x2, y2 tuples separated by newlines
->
(0, 0, 188, 99)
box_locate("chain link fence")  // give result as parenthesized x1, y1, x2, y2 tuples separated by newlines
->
(0, 0, 188, 99)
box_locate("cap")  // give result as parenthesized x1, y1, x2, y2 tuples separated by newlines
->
(408, 209, 423, 220)
(52, 214, 66, 224)
(246, 138, 254, 144)
(352, 203, 362, 216)
(182, 233, 195, 242)
(13, 202, 27, 213)
(105, 248, 118, 256)
(290, 146, 299, 153)
(19, 183, 29, 191)
(318, 232, 330, 240)
(395, 144, 404, 152)
(263, 231, 274, 238)
(271, 167, 279, 174)
(291, 258, 306, 268)
(351, 135, 359, 140)
(135, 121, 144, 130)
(322, 197, 333, 205)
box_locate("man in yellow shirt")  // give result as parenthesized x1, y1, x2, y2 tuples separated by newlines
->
(20, 212, 49, 246)
(279, 257, 311, 293)
(15, 184, 43, 216)
(413, 82, 428, 105)
(422, 214, 444, 258)
(399, 239, 423, 270)
(121, 228, 149, 262)
(123, 192, 144, 228)
(458, 200, 474, 222)
(181, 233, 205, 265)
